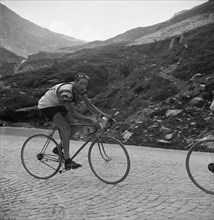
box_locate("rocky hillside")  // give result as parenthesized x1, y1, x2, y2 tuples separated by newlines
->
(1, 21, 214, 150)
(0, 47, 24, 64)
(0, 47, 25, 78)
(129, 13, 214, 46)
(0, 3, 86, 58)
(1, 1, 214, 150)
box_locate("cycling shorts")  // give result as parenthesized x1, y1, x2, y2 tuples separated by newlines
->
(40, 106, 68, 121)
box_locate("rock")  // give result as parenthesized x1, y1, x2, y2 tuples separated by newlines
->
(157, 139, 172, 144)
(165, 133, 173, 140)
(114, 111, 120, 116)
(123, 130, 133, 142)
(160, 125, 171, 134)
(166, 109, 183, 117)
(19, 91, 27, 95)
(156, 119, 163, 122)
(190, 73, 202, 82)
(204, 116, 212, 121)
(136, 120, 143, 124)
(189, 97, 204, 106)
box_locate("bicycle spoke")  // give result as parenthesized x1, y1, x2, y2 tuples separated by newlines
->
(43, 154, 60, 162)
(21, 134, 62, 179)
(88, 135, 130, 184)
(41, 160, 59, 170)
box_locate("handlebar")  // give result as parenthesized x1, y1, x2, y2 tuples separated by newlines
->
(97, 115, 117, 130)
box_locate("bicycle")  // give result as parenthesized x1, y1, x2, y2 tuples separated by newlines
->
(21, 116, 131, 184)
(186, 137, 214, 195)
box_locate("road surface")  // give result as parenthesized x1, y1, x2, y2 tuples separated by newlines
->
(0, 127, 213, 220)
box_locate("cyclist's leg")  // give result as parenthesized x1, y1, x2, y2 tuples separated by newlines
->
(64, 113, 79, 137)
(53, 112, 71, 160)
(53, 113, 82, 169)
(40, 107, 73, 161)
(55, 113, 77, 154)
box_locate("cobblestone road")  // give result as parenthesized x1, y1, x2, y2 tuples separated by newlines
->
(0, 127, 214, 220)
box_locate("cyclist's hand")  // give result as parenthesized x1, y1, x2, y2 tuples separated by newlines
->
(104, 114, 115, 123)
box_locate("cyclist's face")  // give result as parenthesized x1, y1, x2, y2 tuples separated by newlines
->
(76, 78, 88, 93)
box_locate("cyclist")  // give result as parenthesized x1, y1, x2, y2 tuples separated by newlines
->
(38, 72, 107, 170)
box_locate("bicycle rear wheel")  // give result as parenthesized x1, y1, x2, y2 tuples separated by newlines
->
(186, 138, 214, 195)
(21, 134, 62, 179)
(88, 135, 130, 184)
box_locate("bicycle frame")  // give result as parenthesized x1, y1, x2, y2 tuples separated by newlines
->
(47, 124, 103, 162)
(38, 117, 116, 173)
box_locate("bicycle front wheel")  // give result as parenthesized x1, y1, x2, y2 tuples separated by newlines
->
(21, 134, 62, 179)
(88, 135, 130, 184)
(186, 139, 214, 195)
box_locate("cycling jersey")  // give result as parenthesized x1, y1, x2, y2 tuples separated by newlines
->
(38, 82, 80, 109)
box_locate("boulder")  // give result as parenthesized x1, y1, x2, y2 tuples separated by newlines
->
(123, 130, 133, 142)
(165, 133, 174, 140)
(160, 125, 171, 136)
(166, 109, 183, 117)
(189, 97, 204, 106)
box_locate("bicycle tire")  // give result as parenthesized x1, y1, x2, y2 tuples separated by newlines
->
(186, 138, 214, 195)
(88, 135, 130, 184)
(21, 134, 62, 179)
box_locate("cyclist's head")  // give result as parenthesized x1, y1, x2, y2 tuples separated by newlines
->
(74, 72, 90, 94)
(74, 72, 90, 82)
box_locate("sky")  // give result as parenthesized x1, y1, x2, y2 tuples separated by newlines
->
(1, 0, 207, 42)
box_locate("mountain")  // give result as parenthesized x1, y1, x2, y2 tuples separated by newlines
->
(0, 46, 24, 64)
(108, 0, 214, 44)
(15, 0, 214, 74)
(0, 3, 86, 58)
(0, 46, 24, 77)
(1, 1, 213, 60)
(62, 0, 214, 51)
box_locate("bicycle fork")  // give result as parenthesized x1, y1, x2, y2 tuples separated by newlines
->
(97, 140, 111, 162)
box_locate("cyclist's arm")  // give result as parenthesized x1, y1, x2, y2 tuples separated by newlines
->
(81, 94, 104, 116)
(64, 101, 94, 123)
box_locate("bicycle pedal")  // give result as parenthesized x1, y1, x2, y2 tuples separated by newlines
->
(59, 168, 67, 174)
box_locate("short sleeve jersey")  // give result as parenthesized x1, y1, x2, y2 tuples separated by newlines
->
(38, 83, 80, 109)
